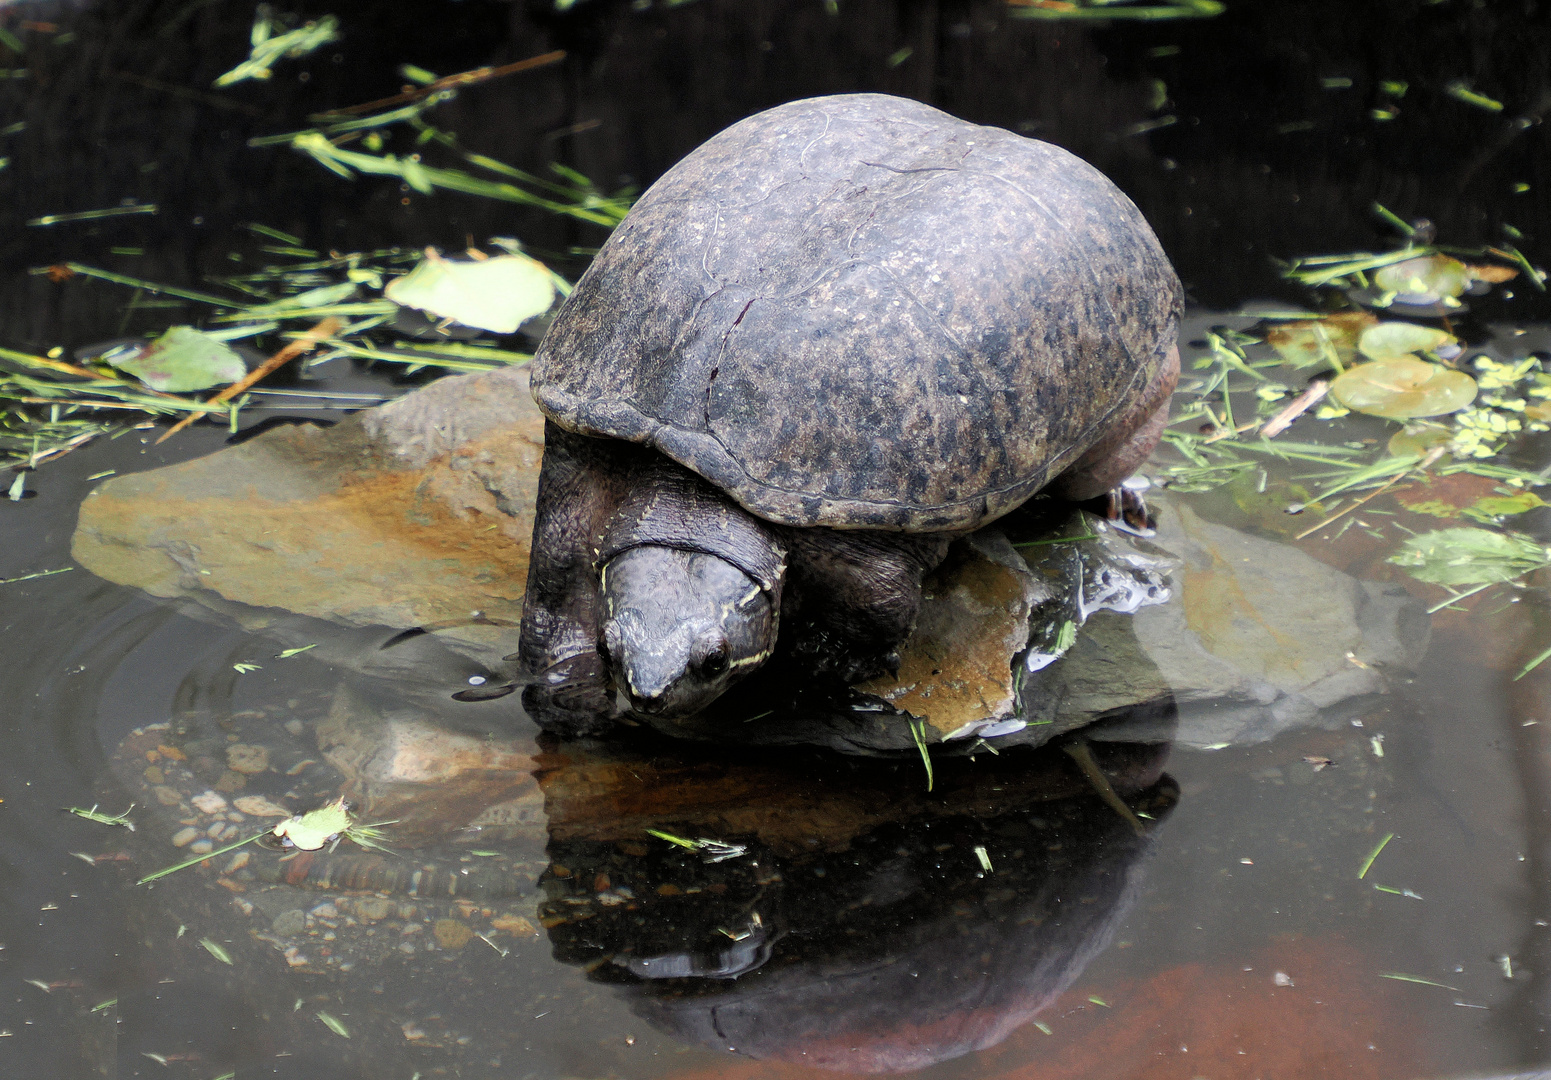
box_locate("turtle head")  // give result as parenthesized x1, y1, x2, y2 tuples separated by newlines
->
(599, 546, 777, 719)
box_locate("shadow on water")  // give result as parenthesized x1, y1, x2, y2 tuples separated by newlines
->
(4, 1, 1551, 1078)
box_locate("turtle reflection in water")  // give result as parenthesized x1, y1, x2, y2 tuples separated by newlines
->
(519, 92, 1183, 736)
(539, 733, 1177, 1072)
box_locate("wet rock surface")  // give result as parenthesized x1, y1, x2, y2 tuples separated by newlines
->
(72, 365, 1430, 756)
(72, 365, 545, 656)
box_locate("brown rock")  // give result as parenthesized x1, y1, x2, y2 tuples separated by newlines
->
(490, 914, 537, 935)
(351, 897, 394, 922)
(70, 366, 544, 649)
(857, 531, 1040, 738)
(212, 770, 247, 793)
(232, 795, 290, 817)
(316, 694, 540, 842)
(226, 744, 269, 774)
(433, 919, 473, 949)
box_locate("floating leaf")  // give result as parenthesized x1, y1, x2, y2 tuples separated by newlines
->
(199, 938, 233, 965)
(1443, 80, 1504, 112)
(1265, 312, 1374, 369)
(107, 327, 246, 392)
(241, 281, 357, 316)
(1465, 491, 1547, 520)
(1372, 255, 1469, 303)
(1329, 358, 1477, 419)
(316, 1011, 351, 1039)
(1387, 421, 1453, 457)
(214, 14, 340, 87)
(1388, 527, 1551, 585)
(270, 797, 353, 851)
(1468, 264, 1519, 285)
(1358, 321, 1457, 361)
(384, 252, 555, 334)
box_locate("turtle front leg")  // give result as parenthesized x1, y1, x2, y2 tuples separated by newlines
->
(517, 423, 631, 735)
(779, 530, 950, 684)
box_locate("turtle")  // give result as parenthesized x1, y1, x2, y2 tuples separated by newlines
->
(517, 93, 1183, 736)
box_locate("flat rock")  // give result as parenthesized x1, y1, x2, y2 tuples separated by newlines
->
(72, 365, 544, 652)
(70, 363, 1430, 755)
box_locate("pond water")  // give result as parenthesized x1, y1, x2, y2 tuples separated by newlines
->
(4, 2, 1551, 1079)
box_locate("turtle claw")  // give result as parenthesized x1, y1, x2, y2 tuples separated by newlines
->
(1101, 478, 1157, 537)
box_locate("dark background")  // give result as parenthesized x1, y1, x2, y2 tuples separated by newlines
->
(1, 0, 1548, 354)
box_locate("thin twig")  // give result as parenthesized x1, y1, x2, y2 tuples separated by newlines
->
(155, 317, 341, 444)
(1261, 379, 1331, 439)
(1294, 445, 1446, 540)
(314, 51, 566, 118)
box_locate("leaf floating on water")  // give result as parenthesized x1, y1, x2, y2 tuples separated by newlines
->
(384, 251, 555, 334)
(1329, 358, 1477, 419)
(1357, 322, 1457, 362)
(240, 281, 357, 317)
(106, 327, 247, 393)
(1387, 421, 1454, 458)
(1443, 80, 1504, 112)
(270, 797, 354, 851)
(643, 828, 749, 863)
(66, 803, 135, 830)
(1388, 527, 1551, 585)
(1357, 832, 1394, 879)
(316, 1011, 351, 1038)
(1465, 491, 1547, 521)
(214, 12, 340, 87)
(1371, 255, 1470, 305)
(1265, 312, 1374, 370)
(199, 937, 233, 965)
(1468, 263, 1519, 285)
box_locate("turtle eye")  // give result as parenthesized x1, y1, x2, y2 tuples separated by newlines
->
(698, 641, 729, 678)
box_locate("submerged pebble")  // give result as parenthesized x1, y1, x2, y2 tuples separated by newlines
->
(271, 909, 307, 936)
(434, 919, 473, 949)
(226, 744, 270, 774)
(191, 791, 228, 814)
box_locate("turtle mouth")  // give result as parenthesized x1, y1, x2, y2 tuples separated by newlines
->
(619, 680, 714, 720)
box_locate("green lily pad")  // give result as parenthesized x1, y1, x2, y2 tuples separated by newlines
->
(270, 797, 354, 851)
(1358, 321, 1457, 361)
(1388, 527, 1551, 585)
(108, 326, 247, 392)
(385, 252, 555, 334)
(1265, 311, 1375, 369)
(1329, 357, 1478, 419)
(1372, 255, 1469, 302)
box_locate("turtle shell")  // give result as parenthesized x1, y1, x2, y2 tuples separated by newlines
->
(531, 93, 1182, 532)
